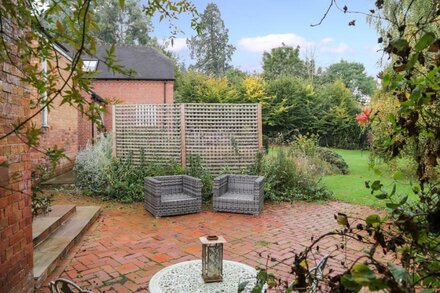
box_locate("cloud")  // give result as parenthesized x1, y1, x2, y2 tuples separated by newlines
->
(160, 38, 188, 53)
(321, 37, 333, 45)
(238, 33, 313, 53)
(319, 42, 352, 54)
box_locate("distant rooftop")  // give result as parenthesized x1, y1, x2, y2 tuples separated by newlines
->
(65, 44, 175, 81)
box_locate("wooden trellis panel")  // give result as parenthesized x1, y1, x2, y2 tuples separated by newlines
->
(184, 103, 261, 174)
(113, 104, 181, 164)
(113, 103, 262, 174)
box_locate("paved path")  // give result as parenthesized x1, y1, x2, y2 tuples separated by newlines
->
(38, 196, 378, 292)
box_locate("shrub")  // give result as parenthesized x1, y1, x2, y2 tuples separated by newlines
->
(258, 148, 332, 201)
(74, 134, 112, 195)
(317, 147, 349, 174)
(185, 155, 213, 201)
(104, 151, 184, 203)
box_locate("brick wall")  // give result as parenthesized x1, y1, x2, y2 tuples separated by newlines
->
(0, 63, 34, 292)
(30, 53, 79, 176)
(78, 79, 174, 149)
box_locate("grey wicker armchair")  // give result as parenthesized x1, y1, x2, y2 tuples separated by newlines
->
(144, 175, 202, 217)
(213, 175, 265, 215)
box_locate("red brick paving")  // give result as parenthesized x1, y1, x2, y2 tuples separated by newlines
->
(37, 199, 379, 292)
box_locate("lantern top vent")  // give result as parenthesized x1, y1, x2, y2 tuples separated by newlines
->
(199, 235, 227, 245)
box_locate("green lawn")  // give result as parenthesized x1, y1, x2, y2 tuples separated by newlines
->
(322, 149, 416, 208)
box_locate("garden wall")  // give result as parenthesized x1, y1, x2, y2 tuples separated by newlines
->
(0, 43, 34, 293)
(113, 103, 262, 174)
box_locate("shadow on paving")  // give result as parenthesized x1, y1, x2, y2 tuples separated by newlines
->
(36, 194, 380, 292)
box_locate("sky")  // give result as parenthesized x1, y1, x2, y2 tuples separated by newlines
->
(148, 0, 386, 76)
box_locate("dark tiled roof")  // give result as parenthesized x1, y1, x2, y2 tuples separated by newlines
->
(71, 44, 175, 80)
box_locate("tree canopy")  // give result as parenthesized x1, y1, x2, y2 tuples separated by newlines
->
(262, 44, 306, 80)
(319, 60, 377, 101)
(187, 3, 235, 76)
(94, 0, 153, 45)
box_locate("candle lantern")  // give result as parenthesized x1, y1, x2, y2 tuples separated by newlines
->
(200, 235, 227, 283)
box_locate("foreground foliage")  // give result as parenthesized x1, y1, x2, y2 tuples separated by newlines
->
(252, 0, 440, 291)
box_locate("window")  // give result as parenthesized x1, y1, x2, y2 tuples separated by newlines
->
(135, 104, 157, 127)
(82, 60, 98, 72)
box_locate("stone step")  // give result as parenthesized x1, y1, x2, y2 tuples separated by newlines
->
(41, 170, 76, 189)
(32, 205, 77, 247)
(33, 206, 101, 288)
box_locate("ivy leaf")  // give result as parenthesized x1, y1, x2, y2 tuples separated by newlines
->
(415, 32, 436, 52)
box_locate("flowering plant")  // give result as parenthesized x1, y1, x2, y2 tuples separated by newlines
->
(355, 107, 373, 126)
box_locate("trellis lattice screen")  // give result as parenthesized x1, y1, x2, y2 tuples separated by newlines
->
(113, 103, 262, 174)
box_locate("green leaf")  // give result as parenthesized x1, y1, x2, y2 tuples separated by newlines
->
(366, 214, 381, 226)
(389, 113, 396, 127)
(336, 213, 349, 226)
(389, 184, 396, 197)
(391, 38, 409, 51)
(386, 203, 400, 209)
(399, 195, 408, 205)
(415, 32, 436, 51)
(351, 263, 375, 286)
(341, 274, 362, 291)
(412, 185, 420, 194)
(375, 192, 388, 199)
(392, 171, 402, 180)
(387, 262, 408, 283)
(405, 53, 419, 70)
(382, 73, 391, 87)
(371, 180, 383, 191)
(119, 0, 125, 9)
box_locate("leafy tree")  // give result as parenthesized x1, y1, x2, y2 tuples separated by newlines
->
(319, 60, 377, 102)
(264, 76, 315, 137)
(0, 0, 198, 181)
(262, 44, 306, 80)
(175, 70, 235, 103)
(314, 80, 363, 148)
(93, 0, 153, 45)
(187, 3, 235, 76)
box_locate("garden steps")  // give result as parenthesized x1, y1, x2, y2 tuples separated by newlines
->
(33, 205, 101, 288)
(41, 170, 76, 189)
(32, 205, 77, 247)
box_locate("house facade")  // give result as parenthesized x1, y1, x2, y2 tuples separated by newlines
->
(78, 45, 175, 149)
(31, 44, 175, 174)
(30, 44, 80, 177)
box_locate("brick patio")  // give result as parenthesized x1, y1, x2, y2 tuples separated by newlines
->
(38, 195, 379, 292)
